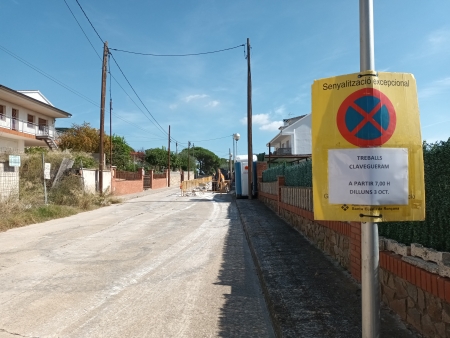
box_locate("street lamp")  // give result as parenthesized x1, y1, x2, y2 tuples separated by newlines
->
(232, 133, 240, 182)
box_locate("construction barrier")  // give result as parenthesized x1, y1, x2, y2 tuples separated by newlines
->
(180, 176, 213, 193)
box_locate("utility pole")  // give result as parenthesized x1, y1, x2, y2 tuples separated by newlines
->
(188, 141, 190, 180)
(192, 143, 195, 178)
(99, 41, 108, 195)
(176, 142, 178, 155)
(168, 125, 171, 187)
(109, 96, 112, 169)
(246, 38, 253, 199)
(229, 148, 232, 179)
(360, 1, 379, 337)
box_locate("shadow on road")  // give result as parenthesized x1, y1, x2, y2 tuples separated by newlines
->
(212, 194, 275, 337)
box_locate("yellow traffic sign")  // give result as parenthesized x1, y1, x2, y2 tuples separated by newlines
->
(312, 71, 425, 222)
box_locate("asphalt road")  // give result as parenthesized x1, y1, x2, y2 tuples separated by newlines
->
(0, 188, 274, 338)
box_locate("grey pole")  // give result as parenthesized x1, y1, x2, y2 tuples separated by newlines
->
(360, 1, 380, 337)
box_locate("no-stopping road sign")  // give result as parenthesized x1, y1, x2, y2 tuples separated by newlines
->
(311, 71, 425, 222)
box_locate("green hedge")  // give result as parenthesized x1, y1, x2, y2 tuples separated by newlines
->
(260, 139, 450, 251)
(379, 139, 450, 251)
(262, 162, 286, 182)
(285, 161, 312, 187)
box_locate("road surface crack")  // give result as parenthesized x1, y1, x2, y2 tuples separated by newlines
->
(0, 328, 39, 338)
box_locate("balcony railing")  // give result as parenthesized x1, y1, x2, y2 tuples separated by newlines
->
(0, 115, 56, 138)
(273, 147, 292, 155)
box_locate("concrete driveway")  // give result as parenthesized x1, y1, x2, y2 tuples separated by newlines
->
(0, 188, 274, 338)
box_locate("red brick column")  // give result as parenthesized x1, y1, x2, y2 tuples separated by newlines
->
(149, 169, 154, 189)
(277, 176, 285, 214)
(350, 221, 362, 282)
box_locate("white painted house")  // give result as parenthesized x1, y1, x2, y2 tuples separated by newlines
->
(0, 85, 71, 153)
(266, 114, 312, 156)
(0, 85, 71, 200)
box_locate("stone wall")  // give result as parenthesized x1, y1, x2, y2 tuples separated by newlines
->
(379, 249, 450, 337)
(169, 171, 181, 187)
(279, 206, 350, 270)
(257, 174, 450, 337)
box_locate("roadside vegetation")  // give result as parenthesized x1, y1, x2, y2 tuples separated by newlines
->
(0, 149, 121, 233)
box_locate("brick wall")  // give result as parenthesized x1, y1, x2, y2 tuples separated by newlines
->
(111, 167, 144, 196)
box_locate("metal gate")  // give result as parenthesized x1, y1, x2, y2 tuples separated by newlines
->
(143, 175, 151, 189)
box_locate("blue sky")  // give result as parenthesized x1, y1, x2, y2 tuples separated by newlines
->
(1, 1, 449, 159)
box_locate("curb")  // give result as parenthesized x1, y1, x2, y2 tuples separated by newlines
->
(235, 198, 283, 338)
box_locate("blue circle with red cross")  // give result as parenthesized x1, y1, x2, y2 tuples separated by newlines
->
(337, 88, 396, 147)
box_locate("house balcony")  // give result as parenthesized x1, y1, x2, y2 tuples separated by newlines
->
(273, 147, 292, 155)
(0, 115, 58, 139)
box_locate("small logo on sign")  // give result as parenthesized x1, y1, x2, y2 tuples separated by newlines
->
(341, 204, 349, 211)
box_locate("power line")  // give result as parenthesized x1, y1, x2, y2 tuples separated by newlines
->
(0, 43, 167, 139)
(67, 0, 234, 149)
(109, 52, 174, 139)
(63, 0, 102, 60)
(64, 1, 183, 145)
(191, 135, 233, 142)
(74, 0, 104, 43)
(0, 44, 99, 107)
(109, 44, 245, 57)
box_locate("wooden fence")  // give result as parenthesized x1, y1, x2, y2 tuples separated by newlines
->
(280, 186, 313, 212)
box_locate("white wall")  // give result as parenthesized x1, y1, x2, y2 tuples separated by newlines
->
(0, 162, 19, 201)
(0, 98, 55, 135)
(0, 137, 24, 153)
(294, 114, 312, 154)
(81, 169, 112, 194)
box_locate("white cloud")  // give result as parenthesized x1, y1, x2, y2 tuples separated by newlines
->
(419, 77, 450, 99)
(260, 121, 284, 131)
(428, 29, 450, 48)
(184, 94, 208, 102)
(169, 104, 177, 110)
(411, 28, 450, 60)
(274, 105, 286, 116)
(240, 113, 283, 131)
(253, 113, 271, 125)
(205, 100, 219, 108)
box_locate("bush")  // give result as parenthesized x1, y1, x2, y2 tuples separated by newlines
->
(285, 161, 312, 187)
(379, 139, 450, 251)
(262, 163, 286, 182)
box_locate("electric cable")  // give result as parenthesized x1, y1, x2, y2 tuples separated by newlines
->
(63, 0, 102, 60)
(74, 0, 104, 43)
(109, 44, 245, 57)
(109, 52, 173, 139)
(0, 44, 99, 107)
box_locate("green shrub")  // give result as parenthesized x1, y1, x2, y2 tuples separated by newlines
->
(285, 161, 312, 187)
(379, 139, 450, 251)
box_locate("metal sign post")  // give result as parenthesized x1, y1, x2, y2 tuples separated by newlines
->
(42, 153, 50, 205)
(360, 1, 379, 337)
(312, 3, 424, 338)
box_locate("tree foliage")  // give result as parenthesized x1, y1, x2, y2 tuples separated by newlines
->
(109, 135, 134, 171)
(58, 122, 111, 154)
(145, 147, 168, 171)
(179, 146, 220, 175)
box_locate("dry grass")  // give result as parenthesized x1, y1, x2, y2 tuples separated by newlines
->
(0, 152, 122, 232)
(0, 204, 79, 232)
